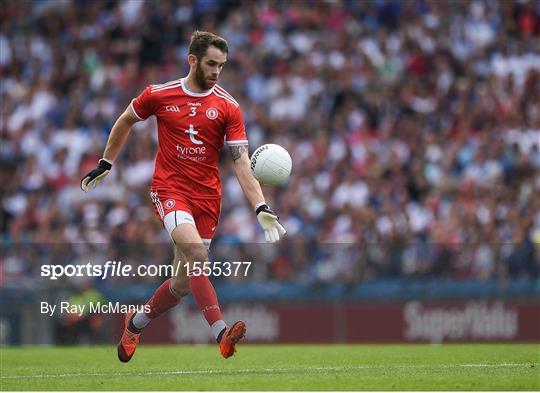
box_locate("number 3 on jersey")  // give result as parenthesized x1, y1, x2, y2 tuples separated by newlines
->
(189, 107, 197, 117)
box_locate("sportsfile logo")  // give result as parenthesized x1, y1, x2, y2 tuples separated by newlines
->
(40, 261, 252, 280)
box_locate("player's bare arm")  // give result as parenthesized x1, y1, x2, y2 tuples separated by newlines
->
(102, 105, 141, 162)
(230, 145, 286, 242)
(81, 105, 140, 192)
(230, 145, 265, 209)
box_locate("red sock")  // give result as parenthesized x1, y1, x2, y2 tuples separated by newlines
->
(189, 275, 223, 326)
(145, 278, 181, 319)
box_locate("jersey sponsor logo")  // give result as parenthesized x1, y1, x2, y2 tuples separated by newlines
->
(177, 124, 207, 161)
(164, 199, 176, 209)
(176, 144, 207, 161)
(185, 124, 203, 145)
(165, 105, 181, 112)
(206, 108, 218, 120)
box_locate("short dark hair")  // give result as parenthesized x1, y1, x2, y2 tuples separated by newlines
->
(189, 31, 228, 60)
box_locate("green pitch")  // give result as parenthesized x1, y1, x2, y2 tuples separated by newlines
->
(1, 344, 539, 390)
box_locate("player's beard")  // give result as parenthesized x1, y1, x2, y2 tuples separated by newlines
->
(195, 63, 216, 91)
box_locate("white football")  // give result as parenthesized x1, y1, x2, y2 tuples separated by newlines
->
(250, 144, 292, 186)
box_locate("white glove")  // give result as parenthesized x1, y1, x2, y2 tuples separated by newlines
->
(81, 159, 112, 193)
(256, 204, 286, 243)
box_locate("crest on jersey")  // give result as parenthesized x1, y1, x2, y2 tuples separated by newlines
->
(206, 108, 218, 120)
(164, 199, 176, 209)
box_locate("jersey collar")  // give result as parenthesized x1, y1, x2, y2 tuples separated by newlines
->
(180, 78, 215, 97)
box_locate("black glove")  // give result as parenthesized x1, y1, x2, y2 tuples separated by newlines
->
(81, 159, 112, 193)
(256, 204, 286, 242)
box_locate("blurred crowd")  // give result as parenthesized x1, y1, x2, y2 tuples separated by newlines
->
(1, 0, 540, 289)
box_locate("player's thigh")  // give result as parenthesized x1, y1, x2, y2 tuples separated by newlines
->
(154, 193, 204, 262)
(151, 191, 197, 238)
(171, 223, 208, 266)
(192, 198, 220, 248)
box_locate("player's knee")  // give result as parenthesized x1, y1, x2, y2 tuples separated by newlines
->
(170, 276, 190, 297)
(177, 243, 208, 264)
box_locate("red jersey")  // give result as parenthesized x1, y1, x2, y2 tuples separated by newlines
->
(131, 78, 248, 199)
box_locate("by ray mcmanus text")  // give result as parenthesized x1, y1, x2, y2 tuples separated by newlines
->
(40, 301, 150, 317)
